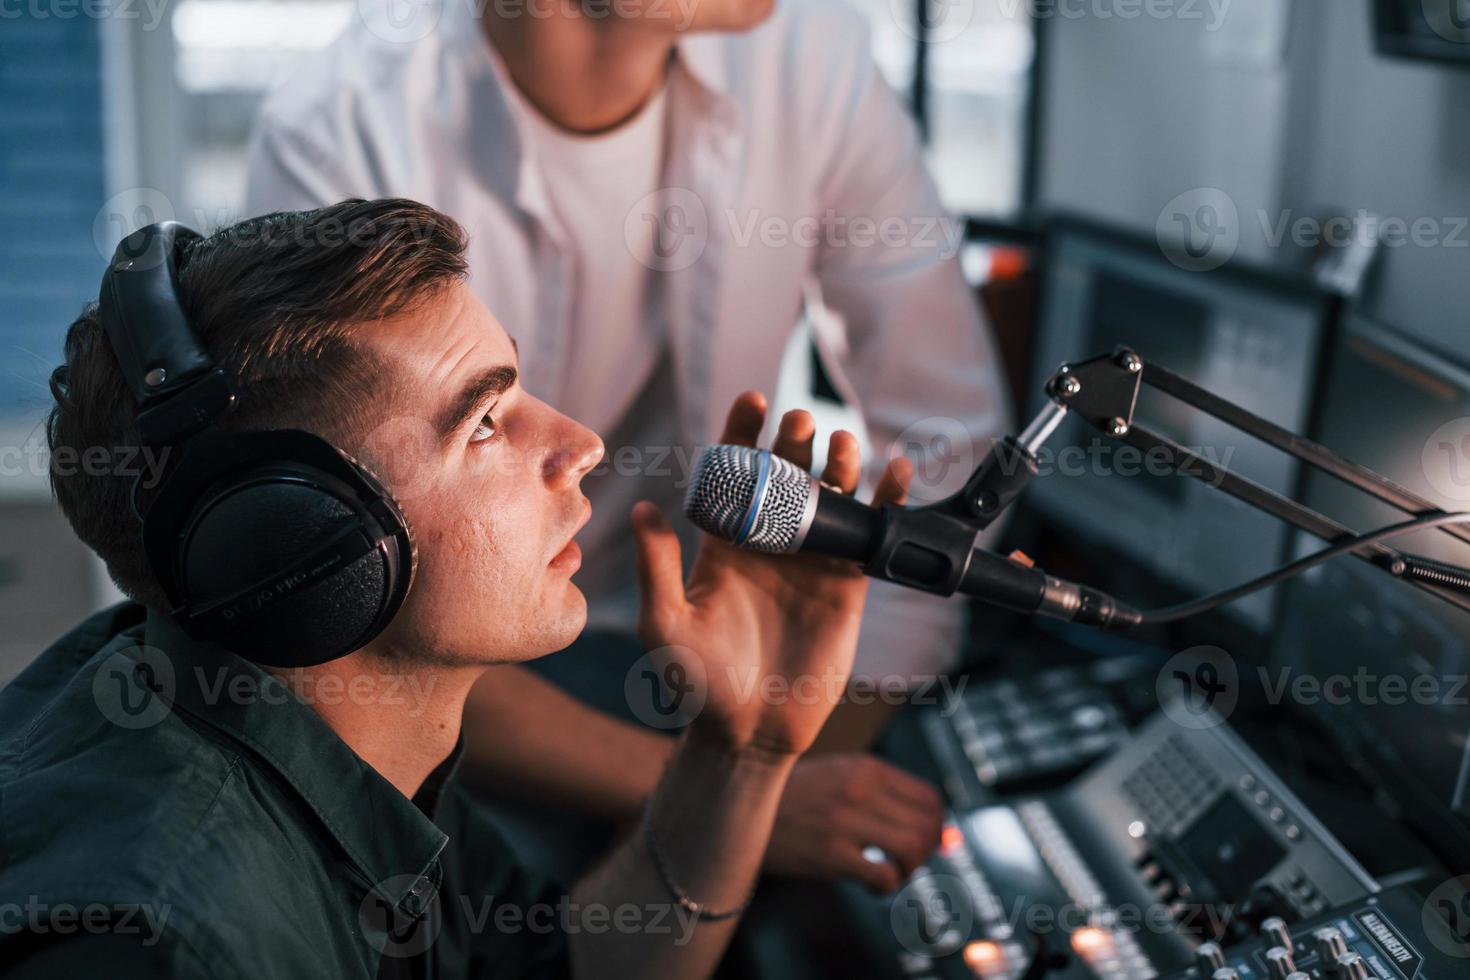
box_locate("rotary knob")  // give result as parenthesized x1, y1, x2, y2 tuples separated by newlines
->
(1314, 926, 1350, 971)
(1195, 941, 1226, 975)
(1265, 945, 1296, 980)
(1336, 951, 1373, 980)
(1261, 916, 1294, 953)
(1211, 969, 1240, 980)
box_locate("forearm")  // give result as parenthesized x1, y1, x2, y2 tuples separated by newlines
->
(461, 665, 674, 818)
(567, 726, 796, 980)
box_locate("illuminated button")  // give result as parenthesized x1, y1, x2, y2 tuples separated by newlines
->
(1070, 927, 1113, 958)
(962, 941, 1008, 977)
(898, 952, 933, 974)
(1127, 820, 1148, 840)
(942, 824, 966, 854)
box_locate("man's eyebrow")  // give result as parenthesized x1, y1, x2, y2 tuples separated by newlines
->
(438, 364, 517, 438)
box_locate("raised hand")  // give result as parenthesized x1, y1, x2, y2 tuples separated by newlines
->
(631, 391, 911, 759)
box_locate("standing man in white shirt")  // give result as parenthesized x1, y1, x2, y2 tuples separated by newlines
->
(245, 0, 1010, 891)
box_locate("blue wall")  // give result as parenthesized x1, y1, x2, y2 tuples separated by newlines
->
(0, 18, 107, 421)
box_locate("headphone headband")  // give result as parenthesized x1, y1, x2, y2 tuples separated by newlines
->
(98, 222, 236, 445)
(89, 221, 414, 666)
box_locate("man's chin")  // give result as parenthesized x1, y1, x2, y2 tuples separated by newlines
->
(529, 583, 589, 660)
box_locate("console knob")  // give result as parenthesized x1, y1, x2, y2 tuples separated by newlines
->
(1195, 942, 1226, 974)
(1261, 916, 1294, 953)
(1314, 926, 1349, 970)
(1336, 951, 1372, 980)
(1211, 970, 1240, 980)
(1265, 945, 1296, 980)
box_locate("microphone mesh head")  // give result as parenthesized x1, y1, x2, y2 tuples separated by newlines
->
(684, 445, 817, 554)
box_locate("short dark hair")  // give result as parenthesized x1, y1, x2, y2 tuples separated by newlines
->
(47, 198, 469, 610)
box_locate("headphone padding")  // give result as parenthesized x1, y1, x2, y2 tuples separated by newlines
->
(180, 480, 390, 668)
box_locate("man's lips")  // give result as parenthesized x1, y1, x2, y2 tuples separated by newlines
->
(550, 500, 593, 569)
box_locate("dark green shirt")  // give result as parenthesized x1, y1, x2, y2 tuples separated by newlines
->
(0, 603, 571, 979)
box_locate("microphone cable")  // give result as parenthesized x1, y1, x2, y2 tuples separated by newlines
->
(1137, 511, 1470, 624)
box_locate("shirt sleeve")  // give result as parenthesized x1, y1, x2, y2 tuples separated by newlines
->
(810, 21, 1015, 678)
(243, 111, 372, 215)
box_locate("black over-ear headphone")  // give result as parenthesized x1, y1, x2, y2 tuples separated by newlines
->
(97, 222, 413, 668)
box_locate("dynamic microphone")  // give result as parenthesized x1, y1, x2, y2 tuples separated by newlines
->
(684, 444, 1142, 632)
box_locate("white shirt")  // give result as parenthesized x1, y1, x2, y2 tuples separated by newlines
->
(506, 74, 687, 628)
(244, 0, 1012, 678)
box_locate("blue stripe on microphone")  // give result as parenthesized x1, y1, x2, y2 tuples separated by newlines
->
(735, 450, 771, 546)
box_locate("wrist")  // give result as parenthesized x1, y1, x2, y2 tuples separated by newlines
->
(684, 718, 803, 772)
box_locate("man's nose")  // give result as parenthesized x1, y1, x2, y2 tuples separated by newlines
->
(542, 422, 604, 488)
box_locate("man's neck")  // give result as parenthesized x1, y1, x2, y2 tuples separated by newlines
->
(272, 654, 478, 801)
(481, 7, 674, 134)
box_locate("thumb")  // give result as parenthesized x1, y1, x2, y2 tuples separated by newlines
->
(632, 501, 686, 638)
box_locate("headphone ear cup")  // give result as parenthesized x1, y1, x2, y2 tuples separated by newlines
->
(143, 430, 413, 668)
(180, 480, 392, 668)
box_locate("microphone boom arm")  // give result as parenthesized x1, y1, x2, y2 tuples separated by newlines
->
(1018, 347, 1470, 616)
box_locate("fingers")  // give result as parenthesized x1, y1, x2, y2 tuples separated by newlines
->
(842, 810, 936, 884)
(771, 410, 816, 472)
(631, 501, 685, 640)
(718, 391, 767, 447)
(873, 762, 945, 816)
(872, 455, 913, 507)
(819, 430, 861, 494)
(830, 756, 942, 888)
(842, 844, 905, 894)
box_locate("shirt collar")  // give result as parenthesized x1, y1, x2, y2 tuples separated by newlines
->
(138, 609, 453, 914)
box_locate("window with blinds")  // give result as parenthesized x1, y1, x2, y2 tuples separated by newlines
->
(0, 19, 106, 424)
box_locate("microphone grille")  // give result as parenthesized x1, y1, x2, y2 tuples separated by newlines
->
(684, 445, 816, 554)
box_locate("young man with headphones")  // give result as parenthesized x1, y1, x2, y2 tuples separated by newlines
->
(246, 0, 1004, 889)
(0, 199, 912, 977)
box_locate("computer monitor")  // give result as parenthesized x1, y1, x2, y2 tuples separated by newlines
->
(1273, 311, 1470, 867)
(1374, 0, 1470, 71)
(1025, 218, 1332, 631)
